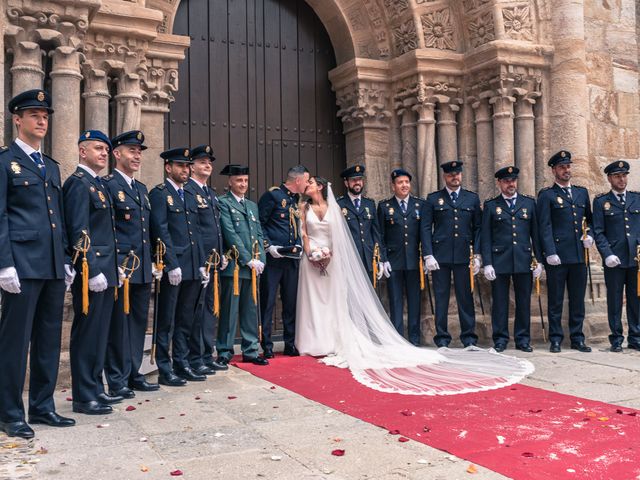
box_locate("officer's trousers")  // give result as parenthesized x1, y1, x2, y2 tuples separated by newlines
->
(432, 264, 478, 346)
(604, 266, 640, 347)
(546, 263, 587, 343)
(490, 272, 532, 346)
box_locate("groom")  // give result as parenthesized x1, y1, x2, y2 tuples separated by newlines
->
(258, 165, 309, 358)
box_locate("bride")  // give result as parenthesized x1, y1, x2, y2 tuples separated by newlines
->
(295, 176, 534, 396)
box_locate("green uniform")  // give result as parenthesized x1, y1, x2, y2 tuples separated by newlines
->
(216, 192, 266, 360)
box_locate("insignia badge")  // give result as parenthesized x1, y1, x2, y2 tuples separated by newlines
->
(292, 247, 297, 253)
(281, 199, 287, 208)
(508, 167, 513, 173)
(85, 131, 91, 139)
(560, 151, 566, 158)
(118, 191, 125, 202)
(355, 165, 361, 173)
(388, 208, 394, 215)
(280, 213, 285, 218)
(604, 201, 611, 210)
(167, 195, 174, 206)
(557, 196, 564, 205)
(619, 161, 624, 168)
(183, 149, 189, 157)
(98, 191, 106, 202)
(37, 91, 45, 102)
(124, 213, 131, 220)
(136, 132, 142, 140)
(365, 206, 371, 219)
(452, 161, 457, 167)
(342, 208, 348, 217)
(496, 206, 502, 215)
(196, 194, 203, 204)
(10, 162, 21, 174)
(522, 208, 528, 219)
(438, 198, 444, 205)
(205, 146, 211, 153)
(90, 186, 96, 192)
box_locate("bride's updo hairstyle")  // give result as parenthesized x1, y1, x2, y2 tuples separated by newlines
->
(304, 176, 328, 204)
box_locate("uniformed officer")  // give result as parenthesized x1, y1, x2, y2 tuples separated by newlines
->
(185, 145, 228, 374)
(0, 90, 75, 438)
(149, 148, 209, 386)
(258, 165, 308, 358)
(592, 161, 640, 352)
(103, 130, 160, 397)
(64, 130, 120, 415)
(537, 150, 593, 353)
(480, 166, 543, 352)
(217, 164, 268, 366)
(377, 168, 426, 345)
(337, 164, 390, 284)
(423, 161, 481, 348)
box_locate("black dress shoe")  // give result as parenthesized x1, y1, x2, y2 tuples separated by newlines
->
(175, 367, 206, 382)
(283, 346, 300, 357)
(463, 342, 477, 348)
(158, 372, 187, 387)
(516, 344, 533, 352)
(549, 342, 561, 353)
(215, 357, 230, 366)
(110, 387, 135, 399)
(207, 359, 229, 371)
(194, 365, 215, 375)
(0, 421, 35, 439)
(28, 412, 75, 427)
(242, 355, 269, 366)
(627, 343, 640, 351)
(435, 342, 450, 348)
(570, 342, 592, 352)
(493, 344, 506, 352)
(610, 344, 623, 352)
(72, 401, 113, 415)
(97, 392, 123, 405)
(129, 380, 160, 392)
(263, 348, 275, 359)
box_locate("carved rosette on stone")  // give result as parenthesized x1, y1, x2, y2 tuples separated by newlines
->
(336, 82, 392, 134)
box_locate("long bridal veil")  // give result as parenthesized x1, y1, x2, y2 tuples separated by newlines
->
(320, 184, 534, 395)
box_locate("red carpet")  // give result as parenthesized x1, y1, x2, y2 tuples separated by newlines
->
(236, 355, 640, 480)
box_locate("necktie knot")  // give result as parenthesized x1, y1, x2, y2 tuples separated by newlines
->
(562, 187, 572, 199)
(30, 151, 46, 178)
(618, 193, 625, 205)
(177, 188, 184, 201)
(354, 198, 360, 211)
(400, 199, 407, 213)
(451, 191, 458, 202)
(507, 197, 515, 210)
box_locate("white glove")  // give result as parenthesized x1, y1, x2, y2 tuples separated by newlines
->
(376, 263, 384, 280)
(152, 267, 163, 280)
(117, 266, 126, 288)
(199, 266, 210, 287)
(64, 264, 76, 290)
(472, 255, 482, 276)
(605, 255, 621, 268)
(0, 266, 21, 294)
(247, 259, 265, 275)
(220, 255, 229, 271)
(424, 255, 440, 271)
(88, 273, 108, 292)
(168, 267, 182, 286)
(382, 261, 392, 278)
(267, 245, 283, 259)
(483, 265, 496, 281)
(546, 255, 561, 266)
(532, 263, 544, 279)
(582, 235, 594, 249)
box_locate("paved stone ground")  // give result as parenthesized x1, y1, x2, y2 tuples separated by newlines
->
(2, 341, 640, 480)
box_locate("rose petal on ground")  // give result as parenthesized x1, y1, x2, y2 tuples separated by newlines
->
(417, 459, 428, 465)
(522, 452, 534, 458)
(228, 396, 237, 400)
(179, 413, 185, 416)
(139, 437, 148, 442)
(158, 416, 165, 420)
(270, 455, 282, 461)
(567, 469, 576, 473)
(169, 470, 183, 476)
(97, 424, 109, 428)
(388, 429, 400, 435)
(398, 437, 410, 443)
(331, 449, 345, 456)
(140, 465, 149, 472)
(125, 406, 136, 412)
(467, 464, 478, 474)
(213, 432, 225, 438)
(270, 386, 276, 390)
(37, 447, 48, 454)
(598, 417, 609, 422)
(528, 409, 542, 413)
(400, 410, 413, 416)
(423, 426, 431, 432)
(195, 396, 201, 400)
(497, 436, 505, 444)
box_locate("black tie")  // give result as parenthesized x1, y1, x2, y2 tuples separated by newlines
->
(400, 200, 407, 214)
(30, 152, 46, 178)
(178, 188, 184, 202)
(618, 193, 625, 205)
(562, 187, 572, 200)
(508, 198, 515, 211)
(203, 185, 211, 201)
(451, 191, 458, 203)
(130, 178, 135, 190)
(354, 198, 360, 211)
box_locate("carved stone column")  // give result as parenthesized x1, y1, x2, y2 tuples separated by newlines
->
(9, 41, 44, 95)
(472, 96, 495, 202)
(514, 91, 540, 197)
(398, 98, 418, 190)
(115, 72, 143, 134)
(436, 99, 460, 185)
(82, 66, 110, 133)
(458, 102, 477, 193)
(413, 100, 437, 196)
(490, 93, 515, 172)
(50, 46, 82, 179)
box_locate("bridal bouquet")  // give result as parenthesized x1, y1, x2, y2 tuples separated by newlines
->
(309, 246, 332, 276)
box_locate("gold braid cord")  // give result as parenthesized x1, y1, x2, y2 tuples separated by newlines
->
(211, 250, 221, 316)
(252, 241, 260, 304)
(227, 246, 240, 296)
(121, 251, 141, 314)
(372, 244, 380, 289)
(72, 231, 91, 315)
(469, 245, 475, 293)
(418, 244, 425, 291)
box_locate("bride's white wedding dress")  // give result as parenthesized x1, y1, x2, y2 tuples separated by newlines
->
(295, 186, 534, 396)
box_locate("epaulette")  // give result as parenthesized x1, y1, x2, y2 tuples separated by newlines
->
(43, 153, 59, 164)
(102, 173, 114, 181)
(594, 192, 608, 199)
(572, 184, 586, 190)
(0, 145, 8, 152)
(336, 195, 344, 201)
(269, 185, 279, 192)
(520, 193, 534, 200)
(630, 191, 640, 195)
(73, 170, 84, 178)
(155, 183, 166, 190)
(539, 186, 552, 193)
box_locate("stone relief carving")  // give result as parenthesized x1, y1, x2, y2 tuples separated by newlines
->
(383, 0, 409, 19)
(336, 83, 392, 131)
(362, 0, 392, 58)
(502, 5, 534, 42)
(468, 11, 495, 48)
(421, 8, 456, 51)
(393, 18, 419, 55)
